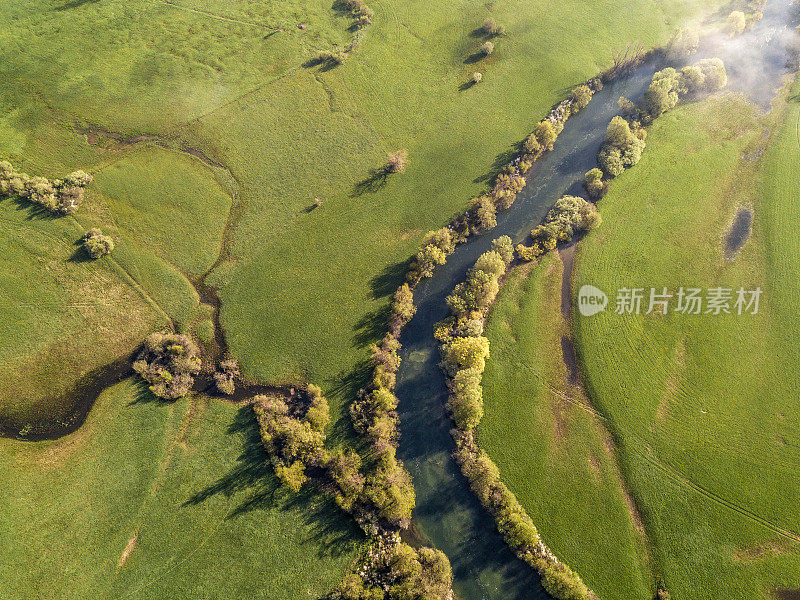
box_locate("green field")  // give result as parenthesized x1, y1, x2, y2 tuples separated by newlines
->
(479, 256, 653, 600)
(0, 0, 736, 596)
(572, 92, 800, 598)
(0, 379, 362, 599)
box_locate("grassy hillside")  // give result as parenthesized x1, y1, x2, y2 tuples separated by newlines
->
(573, 92, 800, 599)
(479, 256, 653, 600)
(0, 379, 362, 600)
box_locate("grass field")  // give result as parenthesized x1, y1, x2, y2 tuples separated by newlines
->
(479, 256, 653, 600)
(572, 92, 800, 599)
(0, 0, 731, 595)
(0, 379, 362, 599)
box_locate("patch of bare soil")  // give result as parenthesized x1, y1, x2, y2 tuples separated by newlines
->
(117, 532, 138, 570)
(734, 539, 798, 562)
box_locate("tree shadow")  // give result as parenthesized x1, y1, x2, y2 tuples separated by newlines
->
(324, 361, 372, 448)
(459, 79, 479, 92)
(472, 140, 524, 184)
(183, 405, 363, 558)
(369, 259, 411, 300)
(464, 52, 486, 65)
(54, 0, 100, 10)
(127, 377, 163, 405)
(351, 167, 388, 197)
(11, 196, 54, 220)
(353, 304, 391, 348)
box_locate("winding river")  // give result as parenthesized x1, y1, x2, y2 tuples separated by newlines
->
(394, 0, 798, 598)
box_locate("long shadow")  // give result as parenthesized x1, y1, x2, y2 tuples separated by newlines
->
(352, 168, 389, 196)
(473, 140, 525, 185)
(464, 52, 486, 65)
(11, 196, 55, 221)
(324, 361, 372, 448)
(54, 0, 100, 10)
(369, 258, 411, 300)
(353, 304, 391, 348)
(182, 406, 363, 557)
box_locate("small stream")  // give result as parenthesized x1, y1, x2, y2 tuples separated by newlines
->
(394, 0, 798, 597)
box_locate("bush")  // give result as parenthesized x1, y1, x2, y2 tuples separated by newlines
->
(542, 195, 601, 237)
(448, 368, 483, 430)
(569, 85, 592, 112)
(362, 450, 415, 528)
(584, 168, 605, 200)
(482, 17, 505, 36)
(213, 358, 240, 395)
(726, 10, 747, 36)
(598, 116, 646, 176)
(641, 67, 681, 119)
(515, 243, 542, 262)
(133, 332, 202, 399)
(327, 448, 365, 512)
(480, 41, 494, 56)
(534, 120, 557, 151)
(385, 149, 409, 173)
(0, 161, 93, 215)
(472, 71, 483, 84)
(82, 228, 114, 258)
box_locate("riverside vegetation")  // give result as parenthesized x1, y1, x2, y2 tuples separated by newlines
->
(1, 0, 748, 598)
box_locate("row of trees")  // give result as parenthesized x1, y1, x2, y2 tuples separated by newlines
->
(516, 195, 601, 262)
(0, 160, 93, 215)
(435, 242, 595, 600)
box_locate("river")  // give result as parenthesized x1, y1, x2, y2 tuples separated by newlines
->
(394, 0, 798, 598)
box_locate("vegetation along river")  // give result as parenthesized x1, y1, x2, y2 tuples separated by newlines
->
(394, 0, 798, 597)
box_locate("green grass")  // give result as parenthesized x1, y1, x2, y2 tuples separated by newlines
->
(572, 92, 800, 599)
(0, 379, 362, 600)
(479, 256, 653, 600)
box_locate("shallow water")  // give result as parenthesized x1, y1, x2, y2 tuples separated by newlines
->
(395, 1, 798, 597)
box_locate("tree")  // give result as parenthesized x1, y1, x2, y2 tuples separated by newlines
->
(491, 235, 514, 264)
(391, 283, 416, 324)
(482, 17, 504, 36)
(584, 168, 605, 200)
(132, 332, 202, 399)
(534, 120, 557, 151)
(696, 58, 727, 91)
(472, 71, 483, 84)
(471, 195, 497, 232)
(726, 10, 746, 36)
(82, 228, 114, 258)
(569, 85, 592, 112)
(385, 149, 409, 173)
(441, 336, 490, 374)
(480, 41, 494, 56)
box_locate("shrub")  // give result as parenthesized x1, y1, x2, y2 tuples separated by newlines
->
(133, 332, 202, 399)
(542, 195, 601, 237)
(641, 67, 681, 119)
(680, 65, 706, 95)
(534, 120, 557, 151)
(726, 10, 747, 36)
(441, 336, 490, 375)
(0, 161, 92, 215)
(669, 27, 700, 57)
(480, 41, 495, 56)
(515, 243, 542, 262)
(584, 168, 605, 200)
(472, 71, 483, 84)
(408, 228, 455, 281)
(482, 17, 505, 36)
(523, 132, 542, 155)
(448, 368, 483, 430)
(598, 116, 646, 176)
(569, 85, 592, 112)
(213, 358, 240, 395)
(385, 149, 409, 173)
(82, 228, 114, 258)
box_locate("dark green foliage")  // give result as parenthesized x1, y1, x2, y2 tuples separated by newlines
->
(82, 228, 114, 258)
(132, 332, 202, 399)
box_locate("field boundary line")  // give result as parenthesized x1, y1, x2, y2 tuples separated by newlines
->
(157, 0, 277, 29)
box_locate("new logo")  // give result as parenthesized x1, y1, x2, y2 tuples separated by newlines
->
(578, 285, 608, 316)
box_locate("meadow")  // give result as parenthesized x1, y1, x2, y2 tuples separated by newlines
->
(0, 0, 732, 595)
(0, 379, 361, 600)
(572, 92, 800, 598)
(479, 256, 653, 600)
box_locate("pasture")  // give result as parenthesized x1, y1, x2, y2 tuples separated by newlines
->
(479, 256, 653, 600)
(572, 92, 800, 599)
